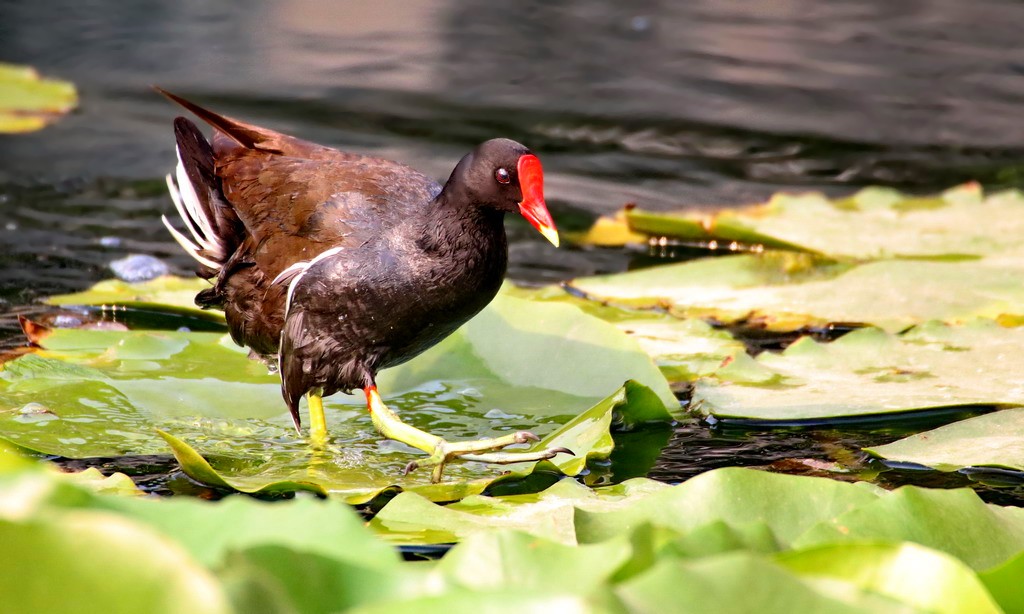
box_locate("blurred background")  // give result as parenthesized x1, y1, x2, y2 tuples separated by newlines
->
(4, 0, 1024, 328)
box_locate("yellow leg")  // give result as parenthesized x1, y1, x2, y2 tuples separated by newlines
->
(364, 386, 573, 483)
(307, 390, 328, 447)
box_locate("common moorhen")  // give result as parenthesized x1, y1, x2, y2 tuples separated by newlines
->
(156, 89, 571, 482)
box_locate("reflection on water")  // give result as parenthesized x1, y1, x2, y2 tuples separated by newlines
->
(5, 0, 1024, 498)
(5, 0, 1024, 304)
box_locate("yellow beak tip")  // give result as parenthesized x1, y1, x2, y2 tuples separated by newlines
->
(540, 226, 560, 248)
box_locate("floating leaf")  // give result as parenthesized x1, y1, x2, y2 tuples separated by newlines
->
(614, 552, 905, 614)
(505, 285, 745, 384)
(369, 476, 667, 545)
(979, 550, 1024, 614)
(2, 289, 674, 502)
(778, 542, 1001, 614)
(437, 530, 632, 594)
(0, 63, 77, 133)
(216, 545, 409, 614)
(46, 276, 222, 322)
(623, 184, 1022, 260)
(572, 209, 649, 246)
(570, 253, 1024, 332)
(0, 510, 230, 614)
(574, 467, 884, 545)
(693, 320, 1024, 421)
(866, 407, 1024, 473)
(162, 381, 671, 503)
(794, 485, 1024, 571)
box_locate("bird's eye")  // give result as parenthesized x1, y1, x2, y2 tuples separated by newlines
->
(495, 168, 511, 184)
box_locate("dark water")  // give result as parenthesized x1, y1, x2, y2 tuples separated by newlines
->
(4, 0, 1024, 502)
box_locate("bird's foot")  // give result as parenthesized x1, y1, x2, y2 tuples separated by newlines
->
(403, 431, 573, 483)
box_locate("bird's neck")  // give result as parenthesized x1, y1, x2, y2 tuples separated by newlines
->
(420, 190, 508, 257)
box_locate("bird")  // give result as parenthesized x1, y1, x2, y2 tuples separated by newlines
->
(156, 88, 572, 482)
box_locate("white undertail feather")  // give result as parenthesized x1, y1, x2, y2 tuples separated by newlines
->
(163, 146, 227, 270)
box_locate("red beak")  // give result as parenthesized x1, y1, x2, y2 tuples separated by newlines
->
(517, 154, 559, 247)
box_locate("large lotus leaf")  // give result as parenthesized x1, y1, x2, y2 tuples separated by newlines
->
(0, 63, 77, 133)
(215, 545, 413, 614)
(437, 530, 633, 594)
(624, 184, 1024, 260)
(793, 485, 1024, 571)
(46, 280, 676, 408)
(574, 467, 883, 546)
(9, 287, 676, 500)
(0, 510, 231, 614)
(570, 252, 1024, 332)
(693, 320, 1024, 421)
(979, 550, 1024, 614)
(160, 380, 671, 503)
(865, 407, 1024, 473)
(505, 285, 745, 384)
(369, 476, 668, 545)
(614, 552, 909, 614)
(777, 542, 1001, 614)
(350, 588, 622, 614)
(0, 309, 673, 502)
(0, 464, 399, 572)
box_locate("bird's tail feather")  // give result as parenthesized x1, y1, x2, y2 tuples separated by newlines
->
(163, 117, 241, 274)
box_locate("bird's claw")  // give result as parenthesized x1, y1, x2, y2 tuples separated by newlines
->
(403, 431, 573, 483)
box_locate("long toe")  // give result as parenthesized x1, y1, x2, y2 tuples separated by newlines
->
(408, 440, 575, 483)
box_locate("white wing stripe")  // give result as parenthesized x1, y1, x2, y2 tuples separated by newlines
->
(283, 247, 344, 318)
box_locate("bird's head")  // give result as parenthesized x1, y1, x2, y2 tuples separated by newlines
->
(447, 138, 559, 247)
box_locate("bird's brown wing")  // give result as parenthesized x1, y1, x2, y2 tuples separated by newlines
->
(159, 88, 439, 357)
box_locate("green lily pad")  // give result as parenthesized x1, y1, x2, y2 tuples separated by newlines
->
(614, 552, 908, 614)
(574, 466, 883, 546)
(570, 252, 1024, 332)
(437, 530, 632, 594)
(794, 485, 1024, 571)
(0, 63, 77, 133)
(0, 510, 231, 614)
(624, 184, 1023, 260)
(777, 542, 1002, 614)
(979, 550, 1024, 614)
(216, 545, 410, 614)
(368, 476, 668, 545)
(3, 453, 1022, 613)
(693, 320, 1024, 422)
(866, 407, 1024, 473)
(2, 289, 674, 502)
(505, 285, 745, 384)
(162, 381, 671, 503)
